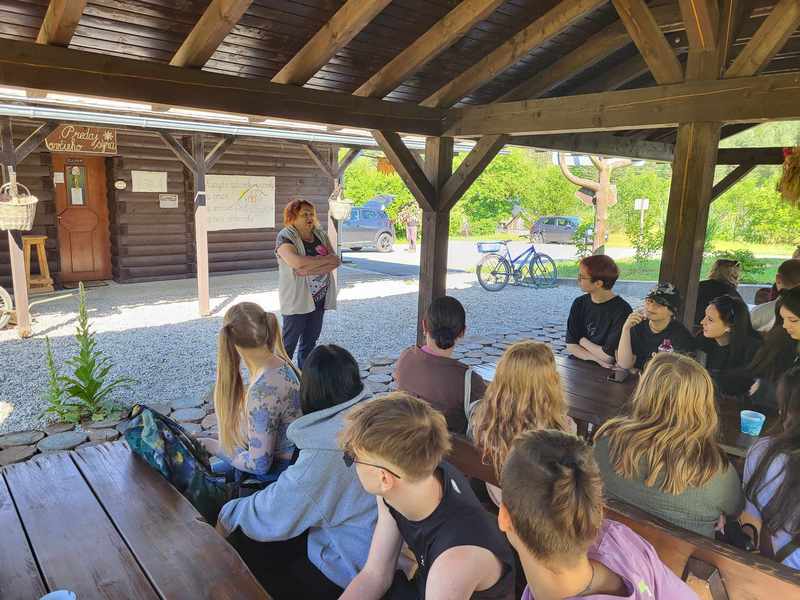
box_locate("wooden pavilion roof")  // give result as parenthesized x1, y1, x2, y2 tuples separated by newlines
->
(0, 0, 798, 158)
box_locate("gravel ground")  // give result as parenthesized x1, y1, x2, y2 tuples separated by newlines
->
(0, 266, 643, 434)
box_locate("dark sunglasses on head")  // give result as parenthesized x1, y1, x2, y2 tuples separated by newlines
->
(342, 451, 402, 479)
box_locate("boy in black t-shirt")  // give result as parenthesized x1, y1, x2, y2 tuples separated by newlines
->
(617, 283, 696, 371)
(339, 393, 515, 600)
(566, 255, 632, 368)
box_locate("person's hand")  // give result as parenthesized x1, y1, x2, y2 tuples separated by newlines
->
(623, 311, 645, 330)
(749, 380, 760, 396)
(579, 337, 590, 349)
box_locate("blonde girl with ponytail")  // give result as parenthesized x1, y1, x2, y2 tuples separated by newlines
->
(198, 302, 302, 480)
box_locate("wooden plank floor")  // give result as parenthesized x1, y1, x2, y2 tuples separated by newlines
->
(0, 443, 269, 600)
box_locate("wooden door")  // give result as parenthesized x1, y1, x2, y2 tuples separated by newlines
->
(52, 155, 111, 282)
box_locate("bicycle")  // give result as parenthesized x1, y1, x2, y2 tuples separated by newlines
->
(0, 285, 13, 329)
(475, 238, 558, 292)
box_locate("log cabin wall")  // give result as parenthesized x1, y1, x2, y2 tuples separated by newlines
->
(0, 121, 336, 287)
(0, 119, 56, 288)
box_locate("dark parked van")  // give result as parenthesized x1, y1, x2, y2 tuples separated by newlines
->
(340, 198, 395, 252)
(531, 216, 607, 244)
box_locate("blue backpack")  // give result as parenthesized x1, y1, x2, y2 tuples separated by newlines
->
(122, 404, 239, 524)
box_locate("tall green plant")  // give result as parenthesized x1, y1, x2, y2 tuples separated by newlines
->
(41, 337, 82, 423)
(58, 283, 134, 421)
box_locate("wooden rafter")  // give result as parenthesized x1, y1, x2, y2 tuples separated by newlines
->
(678, 0, 719, 51)
(272, 0, 391, 86)
(711, 163, 756, 200)
(170, 0, 253, 68)
(302, 144, 337, 179)
(725, 0, 800, 78)
(205, 135, 237, 170)
(420, 0, 607, 108)
(15, 121, 59, 162)
(0, 38, 445, 136)
(718, 0, 750, 74)
(36, 0, 87, 46)
(570, 54, 651, 95)
(353, 0, 506, 98)
(716, 147, 786, 164)
(445, 71, 800, 136)
(336, 148, 362, 178)
(512, 133, 674, 162)
(611, 0, 684, 84)
(372, 131, 436, 210)
(441, 135, 507, 210)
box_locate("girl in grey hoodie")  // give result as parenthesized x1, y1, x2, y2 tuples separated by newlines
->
(217, 345, 375, 599)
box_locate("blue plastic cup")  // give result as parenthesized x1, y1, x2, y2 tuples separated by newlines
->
(740, 410, 766, 437)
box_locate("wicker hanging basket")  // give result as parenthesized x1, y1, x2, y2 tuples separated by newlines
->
(0, 178, 38, 231)
(777, 146, 800, 206)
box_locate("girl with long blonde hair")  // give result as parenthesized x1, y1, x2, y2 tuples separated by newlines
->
(594, 352, 743, 537)
(469, 341, 575, 504)
(198, 302, 302, 480)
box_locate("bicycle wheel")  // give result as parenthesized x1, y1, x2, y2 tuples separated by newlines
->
(0, 285, 13, 329)
(476, 254, 511, 291)
(528, 253, 558, 287)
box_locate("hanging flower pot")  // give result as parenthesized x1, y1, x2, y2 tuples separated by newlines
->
(777, 146, 800, 206)
(0, 177, 38, 231)
(329, 198, 353, 221)
(377, 157, 395, 175)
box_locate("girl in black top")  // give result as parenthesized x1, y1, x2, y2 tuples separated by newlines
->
(698, 294, 763, 399)
(750, 287, 800, 409)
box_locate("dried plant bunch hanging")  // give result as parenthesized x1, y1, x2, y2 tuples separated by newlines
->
(777, 146, 800, 206)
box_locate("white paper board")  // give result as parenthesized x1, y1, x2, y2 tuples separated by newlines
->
(132, 170, 168, 193)
(205, 175, 276, 231)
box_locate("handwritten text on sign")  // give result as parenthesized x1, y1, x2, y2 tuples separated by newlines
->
(206, 175, 276, 231)
(45, 125, 118, 155)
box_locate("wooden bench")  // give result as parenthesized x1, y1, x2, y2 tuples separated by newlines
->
(448, 435, 800, 600)
(0, 441, 270, 600)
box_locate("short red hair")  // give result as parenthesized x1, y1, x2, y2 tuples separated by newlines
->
(580, 255, 620, 290)
(283, 199, 317, 227)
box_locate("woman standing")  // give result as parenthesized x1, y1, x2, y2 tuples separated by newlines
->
(468, 340, 576, 505)
(275, 199, 340, 368)
(199, 302, 302, 481)
(594, 352, 743, 538)
(742, 367, 800, 570)
(698, 294, 762, 399)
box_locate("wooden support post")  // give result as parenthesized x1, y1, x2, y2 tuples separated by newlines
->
(192, 135, 210, 317)
(0, 118, 31, 337)
(659, 122, 721, 324)
(417, 137, 453, 344)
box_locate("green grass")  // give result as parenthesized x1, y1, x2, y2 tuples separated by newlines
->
(555, 257, 783, 285)
(605, 232, 797, 257)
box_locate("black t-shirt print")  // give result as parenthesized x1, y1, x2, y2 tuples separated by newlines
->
(566, 294, 633, 357)
(629, 319, 697, 370)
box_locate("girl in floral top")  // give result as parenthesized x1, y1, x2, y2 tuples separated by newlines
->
(199, 302, 302, 480)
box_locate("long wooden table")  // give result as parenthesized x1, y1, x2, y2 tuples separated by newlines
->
(0, 442, 269, 600)
(475, 355, 773, 458)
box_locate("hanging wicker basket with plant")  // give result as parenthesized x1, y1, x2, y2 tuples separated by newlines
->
(0, 169, 38, 231)
(777, 146, 800, 206)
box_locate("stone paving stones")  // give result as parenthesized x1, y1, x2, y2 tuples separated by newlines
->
(44, 423, 75, 435)
(0, 430, 45, 448)
(0, 445, 38, 465)
(37, 431, 88, 452)
(170, 397, 204, 410)
(88, 428, 120, 443)
(172, 408, 205, 423)
(201, 413, 218, 430)
(85, 418, 121, 430)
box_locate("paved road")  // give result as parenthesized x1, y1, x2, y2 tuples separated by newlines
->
(344, 239, 636, 277)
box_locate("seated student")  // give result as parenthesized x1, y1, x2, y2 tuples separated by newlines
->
(468, 341, 576, 506)
(742, 366, 800, 570)
(698, 294, 763, 399)
(751, 259, 800, 332)
(749, 287, 800, 409)
(566, 255, 632, 367)
(499, 429, 698, 600)
(616, 283, 696, 371)
(339, 393, 515, 600)
(594, 352, 744, 538)
(394, 296, 486, 433)
(692, 258, 743, 327)
(217, 345, 376, 600)
(198, 302, 301, 480)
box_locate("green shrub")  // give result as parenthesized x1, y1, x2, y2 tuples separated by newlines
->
(711, 249, 767, 279)
(41, 337, 82, 423)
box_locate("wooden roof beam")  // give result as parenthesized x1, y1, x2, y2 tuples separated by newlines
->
(444, 71, 800, 136)
(718, 0, 750, 74)
(678, 0, 719, 51)
(170, 0, 253, 68)
(272, 0, 391, 86)
(354, 0, 506, 98)
(372, 131, 436, 210)
(440, 134, 508, 210)
(302, 144, 337, 179)
(716, 147, 786, 164)
(511, 133, 675, 162)
(36, 0, 87, 46)
(337, 148, 362, 178)
(0, 38, 445, 136)
(611, 0, 684, 84)
(421, 0, 608, 108)
(711, 163, 756, 200)
(725, 0, 800, 78)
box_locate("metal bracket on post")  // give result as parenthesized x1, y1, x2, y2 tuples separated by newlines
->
(194, 190, 206, 208)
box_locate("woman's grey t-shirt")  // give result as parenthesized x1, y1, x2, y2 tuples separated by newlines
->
(593, 436, 744, 538)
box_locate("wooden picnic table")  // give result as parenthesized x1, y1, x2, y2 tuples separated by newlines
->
(0, 441, 269, 600)
(475, 355, 773, 459)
